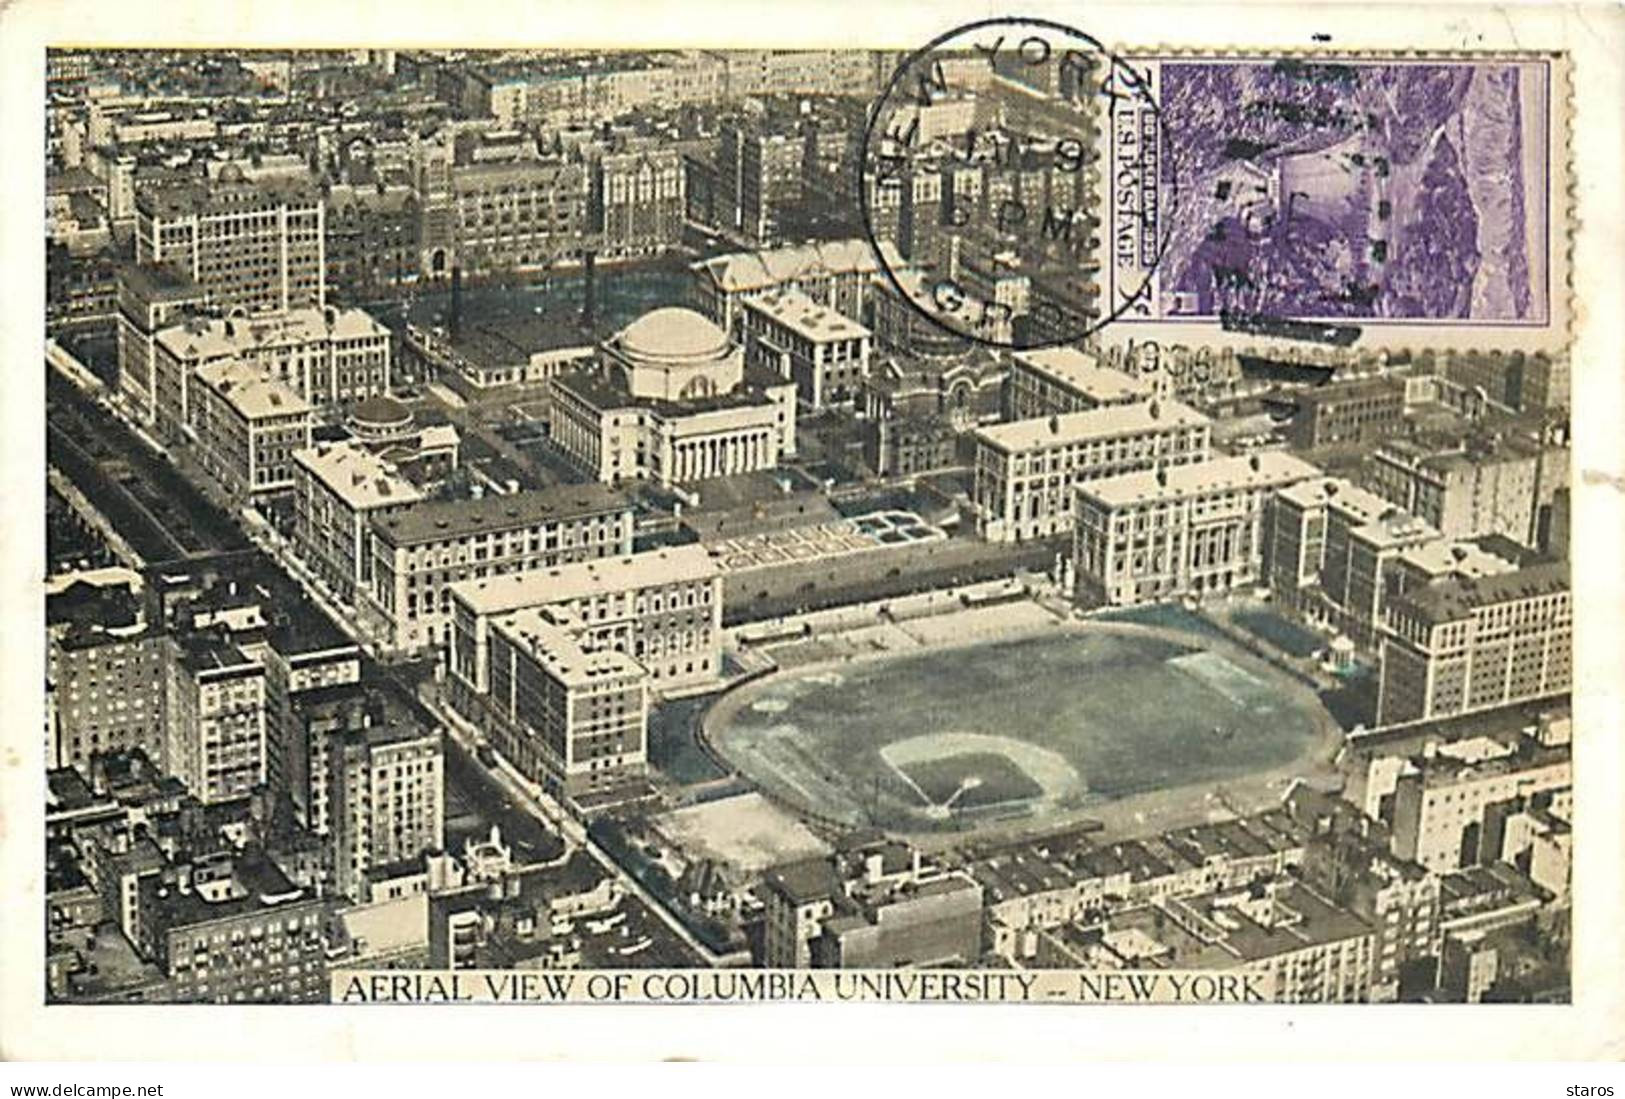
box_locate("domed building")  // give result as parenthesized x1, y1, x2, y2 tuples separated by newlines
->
(549, 305, 797, 487)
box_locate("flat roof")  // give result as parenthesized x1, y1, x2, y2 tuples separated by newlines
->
(1079, 451, 1320, 508)
(453, 543, 719, 617)
(371, 483, 632, 547)
(492, 612, 647, 686)
(1398, 538, 1520, 582)
(1011, 347, 1152, 403)
(976, 399, 1210, 454)
(294, 442, 427, 511)
(194, 360, 312, 420)
(156, 306, 387, 362)
(742, 288, 870, 342)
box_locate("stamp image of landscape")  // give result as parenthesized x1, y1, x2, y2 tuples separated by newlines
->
(1146, 58, 1551, 325)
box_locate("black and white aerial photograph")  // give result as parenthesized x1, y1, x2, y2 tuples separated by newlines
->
(4, 0, 1623, 1078)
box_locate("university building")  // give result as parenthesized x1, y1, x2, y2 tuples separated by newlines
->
(188, 361, 313, 504)
(114, 263, 205, 425)
(740, 288, 873, 409)
(446, 545, 722, 797)
(1376, 562, 1571, 727)
(549, 307, 797, 487)
(135, 175, 325, 317)
(291, 442, 427, 608)
(1073, 452, 1322, 607)
(1004, 347, 1154, 421)
(972, 399, 1213, 543)
(359, 484, 636, 655)
(150, 307, 391, 442)
(689, 238, 898, 338)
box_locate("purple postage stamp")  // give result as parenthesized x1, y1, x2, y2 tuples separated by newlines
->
(1104, 54, 1567, 352)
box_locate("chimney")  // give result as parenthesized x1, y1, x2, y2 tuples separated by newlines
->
(1249, 453, 1262, 472)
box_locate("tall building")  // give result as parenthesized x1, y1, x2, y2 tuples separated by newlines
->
(298, 685, 445, 901)
(1267, 375, 1407, 450)
(115, 264, 205, 424)
(290, 442, 426, 608)
(1377, 562, 1571, 727)
(740, 289, 873, 409)
(1366, 431, 1567, 550)
(446, 159, 590, 273)
(591, 148, 685, 259)
(46, 571, 166, 773)
(716, 120, 803, 247)
(447, 545, 722, 796)
(1073, 452, 1322, 607)
(972, 399, 1212, 543)
(162, 634, 267, 806)
(135, 175, 325, 317)
(188, 361, 314, 505)
(360, 484, 636, 655)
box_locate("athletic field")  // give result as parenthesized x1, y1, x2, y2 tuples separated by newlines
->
(703, 623, 1330, 835)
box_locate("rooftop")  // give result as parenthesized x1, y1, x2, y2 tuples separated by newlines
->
(156, 306, 388, 363)
(1080, 451, 1321, 508)
(370, 483, 632, 548)
(454, 543, 720, 617)
(1011, 347, 1152, 403)
(1395, 561, 1571, 625)
(691, 238, 896, 294)
(742, 288, 870, 343)
(193, 360, 312, 420)
(492, 612, 647, 687)
(294, 441, 427, 511)
(976, 398, 1210, 454)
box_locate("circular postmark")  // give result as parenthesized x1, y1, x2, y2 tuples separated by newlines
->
(859, 16, 1179, 351)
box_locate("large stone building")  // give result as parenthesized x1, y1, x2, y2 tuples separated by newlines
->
(973, 399, 1212, 543)
(549, 307, 797, 487)
(1004, 347, 1154, 421)
(290, 442, 427, 608)
(740, 288, 873, 409)
(1366, 431, 1568, 550)
(445, 158, 591, 273)
(360, 484, 636, 655)
(689, 238, 897, 338)
(590, 148, 685, 258)
(135, 175, 325, 317)
(188, 361, 313, 504)
(115, 263, 205, 424)
(162, 634, 267, 806)
(447, 544, 722, 797)
(150, 307, 391, 441)
(1073, 452, 1322, 607)
(1377, 562, 1571, 727)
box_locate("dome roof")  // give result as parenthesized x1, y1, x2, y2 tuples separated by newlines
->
(615, 307, 730, 365)
(351, 394, 411, 426)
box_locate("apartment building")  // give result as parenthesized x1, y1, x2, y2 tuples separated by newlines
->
(46, 572, 167, 773)
(973, 399, 1213, 543)
(162, 634, 267, 806)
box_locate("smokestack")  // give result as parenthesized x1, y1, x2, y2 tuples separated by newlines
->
(449, 265, 463, 339)
(581, 249, 597, 335)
